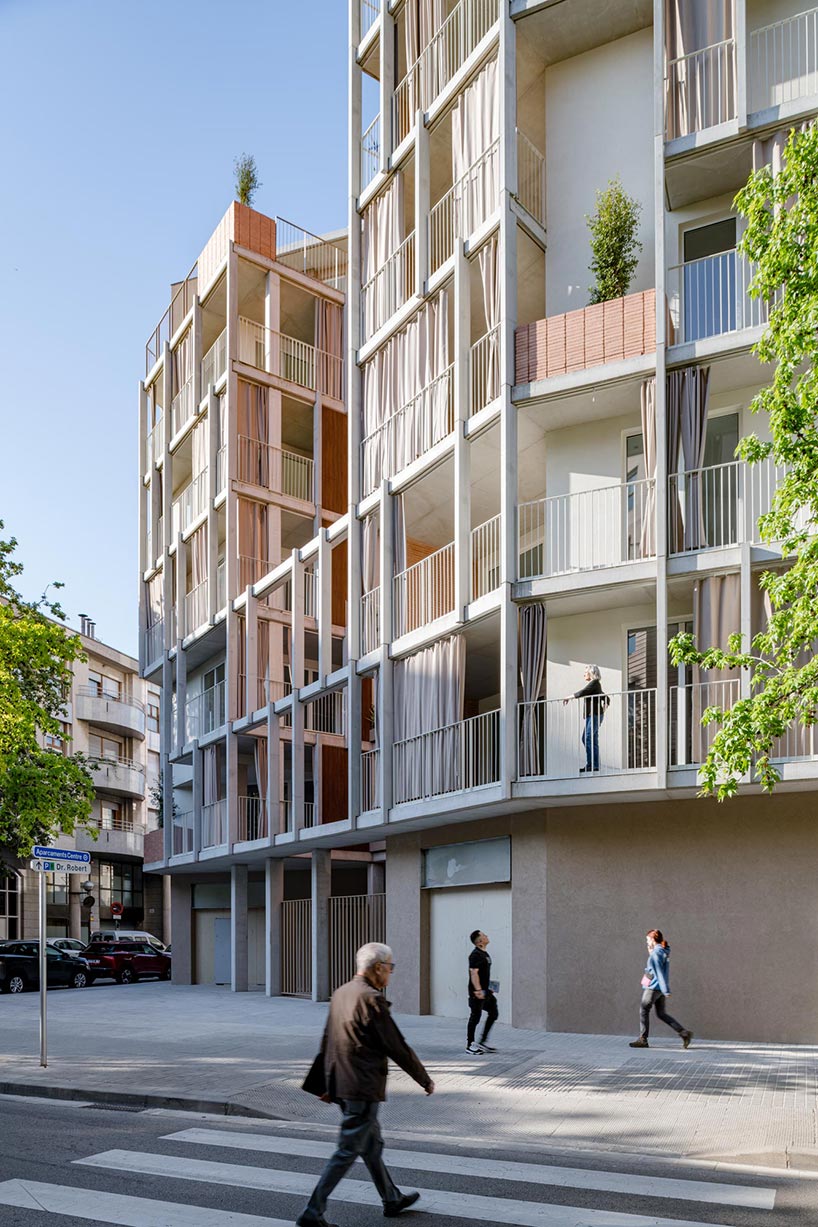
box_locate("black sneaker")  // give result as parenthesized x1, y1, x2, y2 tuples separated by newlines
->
(681, 1029, 693, 1049)
(477, 1043, 497, 1053)
(466, 1042, 483, 1054)
(384, 1191, 420, 1217)
(629, 1037, 649, 1048)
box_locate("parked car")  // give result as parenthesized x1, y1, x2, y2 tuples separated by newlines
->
(0, 940, 91, 993)
(89, 929, 166, 950)
(83, 940, 171, 985)
(50, 937, 87, 953)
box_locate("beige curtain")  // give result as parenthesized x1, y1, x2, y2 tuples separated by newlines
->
(237, 498, 270, 580)
(680, 366, 711, 551)
(664, 0, 735, 139)
(451, 58, 500, 230)
(393, 635, 466, 798)
(477, 234, 501, 403)
(317, 300, 343, 400)
(172, 330, 191, 395)
(146, 575, 163, 627)
(237, 381, 270, 487)
(518, 602, 547, 776)
(254, 737, 268, 807)
(639, 378, 656, 558)
(190, 526, 206, 590)
(692, 573, 740, 761)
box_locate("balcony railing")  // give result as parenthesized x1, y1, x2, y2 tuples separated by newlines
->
(668, 251, 766, 344)
(281, 799, 317, 832)
(237, 437, 314, 502)
(516, 129, 546, 226)
(393, 709, 500, 804)
(238, 796, 267, 842)
(471, 326, 501, 414)
(147, 415, 164, 467)
(515, 289, 657, 384)
(216, 447, 226, 493)
(393, 540, 455, 638)
(172, 811, 194, 855)
(518, 478, 656, 579)
(76, 685, 144, 713)
(171, 377, 195, 438)
(201, 799, 227, 848)
(669, 679, 740, 767)
(668, 455, 805, 555)
(361, 748, 380, 811)
(238, 317, 343, 400)
(145, 620, 164, 664)
(361, 232, 416, 341)
(184, 581, 208, 635)
(216, 560, 226, 609)
(90, 811, 141, 834)
(517, 689, 657, 779)
(238, 555, 272, 590)
(360, 364, 454, 496)
(361, 0, 379, 38)
(171, 470, 207, 537)
(471, 514, 501, 600)
(361, 114, 380, 192)
(185, 681, 226, 741)
(275, 217, 347, 291)
(664, 38, 736, 138)
(201, 328, 227, 393)
(361, 586, 380, 655)
(428, 139, 500, 273)
(749, 7, 818, 113)
(306, 691, 345, 735)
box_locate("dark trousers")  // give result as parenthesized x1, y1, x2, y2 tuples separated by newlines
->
(467, 991, 498, 1044)
(300, 1099, 401, 1221)
(640, 989, 685, 1038)
(582, 714, 601, 771)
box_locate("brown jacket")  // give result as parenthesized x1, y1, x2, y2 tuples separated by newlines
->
(319, 975, 432, 1103)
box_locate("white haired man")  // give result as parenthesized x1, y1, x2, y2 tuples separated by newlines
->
(297, 942, 435, 1227)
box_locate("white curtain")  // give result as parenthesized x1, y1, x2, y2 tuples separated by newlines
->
(146, 575, 163, 627)
(189, 525, 206, 591)
(451, 58, 500, 231)
(393, 492, 407, 576)
(362, 515, 379, 594)
(192, 417, 208, 479)
(393, 635, 466, 799)
(680, 365, 710, 551)
(639, 378, 656, 558)
(362, 173, 405, 283)
(254, 738, 268, 809)
(518, 603, 547, 776)
(477, 234, 501, 403)
(203, 744, 219, 806)
(692, 573, 740, 760)
(317, 299, 343, 400)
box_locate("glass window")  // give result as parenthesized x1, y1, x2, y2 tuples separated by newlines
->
(423, 837, 511, 889)
(47, 871, 69, 905)
(147, 702, 160, 733)
(0, 872, 20, 940)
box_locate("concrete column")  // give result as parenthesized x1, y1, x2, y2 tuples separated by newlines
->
(175, 535, 185, 647)
(192, 296, 203, 410)
(230, 863, 249, 992)
(162, 874, 172, 944)
(453, 241, 471, 616)
(267, 706, 281, 838)
(312, 392, 323, 533)
(367, 860, 385, 895)
(207, 388, 219, 621)
(170, 876, 193, 985)
(175, 640, 187, 757)
(736, 0, 748, 132)
(265, 858, 284, 996)
(246, 588, 258, 714)
(161, 654, 174, 864)
(379, 8, 395, 168)
(740, 543, 753, 702)
(415, 116, 430, 295)
(69, 888, 82, 940)
(291, 551, 305, 833)
(191, 740, 203, 856)
(226, 731, 239, 846)
(311, 849, 331, 1002)
(348, 666, 362, 822)
(318, 531, 332, 681)
(653, 0, 669, 786)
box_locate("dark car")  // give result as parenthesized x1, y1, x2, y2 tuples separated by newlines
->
(0, 940, 91, 994)
(83, 940, 171, 985)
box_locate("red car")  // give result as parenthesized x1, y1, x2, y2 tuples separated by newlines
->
(83, 940, 171, 985)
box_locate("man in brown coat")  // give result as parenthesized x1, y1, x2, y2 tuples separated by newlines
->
(297, 942, 434, 1227)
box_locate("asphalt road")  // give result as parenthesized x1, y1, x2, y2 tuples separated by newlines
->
(0, 1094, 814, 1227)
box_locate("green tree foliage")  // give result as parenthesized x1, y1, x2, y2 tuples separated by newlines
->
(586, 177, 643, 304)
(669, 125, 818, 799)
(234, 153, 261, 207)
(0, 528, 95, 857)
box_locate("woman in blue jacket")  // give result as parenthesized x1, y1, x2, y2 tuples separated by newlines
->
(629, 929, 693, 1049)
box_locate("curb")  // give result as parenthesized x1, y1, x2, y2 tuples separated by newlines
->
(0, 1080, 280, 1120)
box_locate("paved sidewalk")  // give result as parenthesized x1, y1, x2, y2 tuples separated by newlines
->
(1, 983, 816, 1169)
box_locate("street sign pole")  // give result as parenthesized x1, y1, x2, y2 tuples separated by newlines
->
(30, 846, 91, 1068)
(39, 870, 47, 1067)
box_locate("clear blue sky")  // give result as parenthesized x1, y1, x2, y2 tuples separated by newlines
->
(0, 0, 348, 655)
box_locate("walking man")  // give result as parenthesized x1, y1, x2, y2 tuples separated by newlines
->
(466, 929, 499, 1054)
(297, 942, 435, 1227)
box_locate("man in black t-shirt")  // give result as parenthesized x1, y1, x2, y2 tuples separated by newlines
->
(466, 929, 499, 1054)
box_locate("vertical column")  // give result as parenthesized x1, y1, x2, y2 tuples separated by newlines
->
(230, 863, 249, 992)
(653, 0, 669, 786)
(162, 875, 172, 946)
(367, 859, 385, 895)
(161, 654, 174, 864)
(267, 705, 281, 837)
(414, 115, 430, 296)
(379, 7, 395, 171)
(207, 388, 219, 620)
(191, 740, 203, 856)
(265, 857, 284, 996)
(175, 640, 187, 757)
(348, 666, 362, 822)
(740, 543, 753, 703)
(224, 246, 240, 730)
(735, 0, 748, 131)
(192, 296, 203, 410)
(161, 344, 173, 651)
(318, 531, 333, 681)
(312, 392, 323, 534)
(170, 876, 193, 985)
(246, 589, 258, 714)
(453, 241, 471, 616)
(69, 888, 81, 941)
(378, 486, 394, 813)
(291, 551, 305, 833)
(311, 849, 331, 1002)
(226, 729, 238, 846)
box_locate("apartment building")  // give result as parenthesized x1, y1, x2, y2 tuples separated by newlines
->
(2, 619, 163, 945)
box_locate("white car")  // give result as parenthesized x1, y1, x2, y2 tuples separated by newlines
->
(50, 938, 87, 953)
(90, 930, 166, 951)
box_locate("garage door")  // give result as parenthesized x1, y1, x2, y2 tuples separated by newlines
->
(429, 885, 511, 1024)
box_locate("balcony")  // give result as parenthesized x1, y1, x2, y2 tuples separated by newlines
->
(664, 39, 736, 140)
(76, 814, 144, 858)
(361, 748, 380, 812)
(144, 620, 164, 665)
(471, 326, 501, 415)
(171, 377, 195, 438)
(669, 679, 740, 767)
(201, 328, 227, 394)
(393, 540, 455, 638)
(393, 709, 500, 805)
(517, 689, 657, 780)
(361, 232, 416, 341)
(749, 7, 818, 115)
(185, 681, 226, 741)
(361, 586, 380, 655)
(184, 581, 208, 636)
(274, 217, 347, 292)
(281, 799, 317, 832)
(172, 811, 194, 855)
(238, 555, 272, 590)
(429, 139, 500, 273)
(171, 470, 207, 537)
(515, 290, 656, 385)
(667, 251, 766, 346)
(202, 799, 227, 849)
(360, 364, 454, 497)
(238, 796, 267, 842)
(238, 317, 343, 400)
(361, 114, 380, 193)
(361, 0, 379, 39)
(668, 454, 800, 556)
(237, 437, 314, 503)
(146, 415, 164, 467)
(306, 691, 345, 735)
(75, 686, 146, 740)
(518, 478, 655, 580)
(88, 756, 146, 799)
(471, 515, 501, 600)
(516, 129, 546, 227)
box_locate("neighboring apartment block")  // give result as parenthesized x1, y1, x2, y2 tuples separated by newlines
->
(143, 1, 818, 1042)
(2, 619, 163, 945)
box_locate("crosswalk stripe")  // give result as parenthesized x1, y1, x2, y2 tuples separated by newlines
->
(163, 1126, 775, 1211)
(0, 1178, 294, 1226)
(74, 1149, 755, 1227)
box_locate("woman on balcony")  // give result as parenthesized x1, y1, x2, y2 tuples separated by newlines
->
(563, 664, 608, 773)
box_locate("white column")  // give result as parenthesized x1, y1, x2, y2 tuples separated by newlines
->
(161, 654, 173, 863)
(245, 588, 258, 715)
(175, 641, 187, 758)
(230, 863, 249, 993)
(192, 296, 203, 410)
(291, 551, 305, 833)
(736, 0, 748, 131)
(207, 388, 219, 621)
(348, 667, 362, 821)
(267, 704, 281, 839)
(170, 877, 193, 985)
(653, 0, 669, 786)
(311, 849, 331, 1002)
(265, 858, 284, 997)
(191, 741, 203, 856)
(740, 543, 753, 702)
(415, 114, 430, 296)
(379, 7, 394, 170)
(318, 531, 332, 681)
(453, 240, 471, 615)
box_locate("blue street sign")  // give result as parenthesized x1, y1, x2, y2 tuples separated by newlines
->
(32, 847, 91, 864)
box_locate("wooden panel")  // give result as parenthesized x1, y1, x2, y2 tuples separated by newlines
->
(405, 536, 436, 568)
(321, 743, 348, 823)
(232, 202, 276, 262)
(322, 406, 347, 513)
(331, 541, 347, 627)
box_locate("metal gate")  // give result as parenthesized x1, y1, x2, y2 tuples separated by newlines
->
(281, 898, 311, 996)
(329, 893, 386, 993)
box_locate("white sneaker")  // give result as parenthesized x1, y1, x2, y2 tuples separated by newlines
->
(466, 1042, 483, 1054)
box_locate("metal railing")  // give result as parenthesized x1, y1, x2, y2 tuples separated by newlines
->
(668, 455, 803, 554)
(185, 681, 226, 741)
(330, 893, 386, 993)
(361, 114, 380, 191)
(281, 898, 311, 995)
(171, 377, 195, 438)
(664, 38, 736, 138)
(201, 799, 227, 849)
(184, 581, 208, 635)
(76, 685, 145, 712)
(393, 540, 455, 638)
(306, 691, 345, 735)
(517, 689, 657, 779)
(749, 7, 818, 113)
(471, 515, 501, 600)
(470, 326, 501, 414)
(428, 139, 500, 273)
(275, 217, 347, 291)
(393, 709, 500, 804)
(669, 679, 740, 766)
(145, 263, 197, 375)
(238, 796, 267, 842)
(361, 0, 379, 38)
(145, 620, 164, 664)
(171, 470, 207, 537)
(280, 800, 316, 832)
(516, 129, 546, 226)
(361, 231, 416, 341)
(238, 555, 272, 590)
(361, 748, 380, 811)
(668, 250, 766, 344)
(201, 328, 227, 393)
(237, 437, 314, 502)
(90, 811, 142, 834)
(147, 415, 164, 467)
(518, 478, 656, 579)
(360, 364, 454, 496)
(361, 587, 380, 655)
(172, 811, 194, 855)
(238, 316, 344, 399)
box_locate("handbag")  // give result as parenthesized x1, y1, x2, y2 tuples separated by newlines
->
(302, 1052, 327, 1097)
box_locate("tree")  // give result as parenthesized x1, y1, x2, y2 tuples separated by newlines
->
(234, 153, 261, 207)
(669, 124, 818, 799)
(586, 176, 643, 304)
(0, 527, 95, 858)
